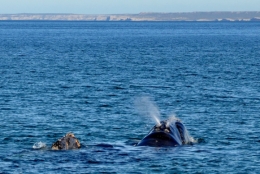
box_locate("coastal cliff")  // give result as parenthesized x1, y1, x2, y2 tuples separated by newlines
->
(0, 12, 260, 21)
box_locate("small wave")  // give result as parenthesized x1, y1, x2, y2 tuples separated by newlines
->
(95, 143, 114, 148)
(32, 141, 46, 149)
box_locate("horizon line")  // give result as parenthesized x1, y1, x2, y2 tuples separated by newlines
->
(1, 11, 260, 15)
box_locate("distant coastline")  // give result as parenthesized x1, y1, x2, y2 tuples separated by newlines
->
(0, 12, 260, 21)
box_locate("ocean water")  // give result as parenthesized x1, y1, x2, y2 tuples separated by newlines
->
(0, 21, 260, 173)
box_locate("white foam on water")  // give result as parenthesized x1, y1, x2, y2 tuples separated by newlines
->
(135, 96, 161, 125)
(32, 141, 47, 149)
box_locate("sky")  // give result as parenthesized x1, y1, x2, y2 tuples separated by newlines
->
(0, 0, 259, 14)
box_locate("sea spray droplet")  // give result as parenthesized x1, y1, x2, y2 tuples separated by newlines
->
(33, 141, 46, 149)
(135, 96, 161, 125)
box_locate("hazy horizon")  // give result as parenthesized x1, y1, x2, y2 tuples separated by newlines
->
(0, 0, 259, 14)
(1, 11, 260, 15)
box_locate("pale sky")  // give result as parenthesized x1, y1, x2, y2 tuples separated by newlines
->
(0, 0, 259, 14)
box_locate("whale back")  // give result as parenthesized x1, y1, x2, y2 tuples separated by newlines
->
(51, 133, 81, 150)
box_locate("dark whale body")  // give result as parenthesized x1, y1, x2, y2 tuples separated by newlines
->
(137, 118, 192, 147)
(51, 133, 81, 150)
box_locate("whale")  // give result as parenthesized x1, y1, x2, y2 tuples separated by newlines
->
(51, 133, 81, 150)
(137, 117, 193, 147)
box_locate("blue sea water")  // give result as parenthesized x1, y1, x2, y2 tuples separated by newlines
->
(0, 21, 260, 173)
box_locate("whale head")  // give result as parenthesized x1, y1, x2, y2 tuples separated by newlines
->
(137, 118, 189, 147)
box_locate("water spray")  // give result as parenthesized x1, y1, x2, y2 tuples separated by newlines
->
(135, 96, 161, 125)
